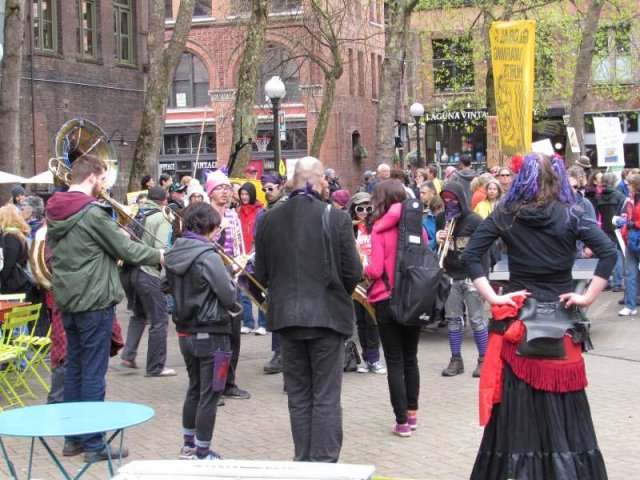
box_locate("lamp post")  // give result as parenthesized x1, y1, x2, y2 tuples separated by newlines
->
(409, 102, 424, 168)
(265, 76, 286, 169)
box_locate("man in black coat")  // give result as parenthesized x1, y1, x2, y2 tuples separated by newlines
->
(254, 157, 362, 463)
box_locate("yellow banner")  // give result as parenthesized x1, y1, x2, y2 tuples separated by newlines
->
(490, 20, 536, 156)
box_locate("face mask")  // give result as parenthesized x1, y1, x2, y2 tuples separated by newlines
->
(445, 201, 461, 221)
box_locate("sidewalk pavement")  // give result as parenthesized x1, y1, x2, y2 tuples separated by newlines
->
(1, 289, 639, 479)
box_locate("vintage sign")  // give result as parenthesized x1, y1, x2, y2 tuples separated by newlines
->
(490, 20, 536, 156)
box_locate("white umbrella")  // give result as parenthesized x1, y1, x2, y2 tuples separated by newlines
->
(23, 171, 54, 184)
(0, 171, 27, 184)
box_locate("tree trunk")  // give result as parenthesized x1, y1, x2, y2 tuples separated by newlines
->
(566, 0, 604, 164)
(310, 74, 337, 158)
(0, 0, 25, 174)
(129, 0, 196, 191)
(374, 0, 418, 166)
(229, 0, 269, 176)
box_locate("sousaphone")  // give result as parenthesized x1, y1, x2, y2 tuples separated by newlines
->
(30, 118, 121, 290)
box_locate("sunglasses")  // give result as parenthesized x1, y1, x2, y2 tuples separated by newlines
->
(213, 184, 232, 192)
(499, 173, 511, 177)
(572, 185, 582, 191)
(355, 205, 374, 214)
(262, 186, 278, 193)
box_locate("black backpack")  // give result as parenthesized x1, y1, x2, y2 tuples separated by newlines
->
(128, 207, 160, 242)
(382, 198, 448, 325)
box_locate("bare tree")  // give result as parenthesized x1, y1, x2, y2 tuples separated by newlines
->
(229, 0, 269, 175)
(375, 0, 419, 166)
(566, 0, 605, 163)
(0, 0, 25, 174)
(128, 0, 196, 190)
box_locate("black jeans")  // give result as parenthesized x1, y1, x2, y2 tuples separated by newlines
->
(375, 300, 421, 424)
(122, 269, 169, 375)
(226, 308, 241, 388)
(179, 333, 230, 443)
(281, 328, 345, 463)
(354, 301, 381, 363)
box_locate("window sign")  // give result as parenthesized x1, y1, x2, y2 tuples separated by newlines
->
(594, 117, 625, 167)
(176, 93, 187, 108)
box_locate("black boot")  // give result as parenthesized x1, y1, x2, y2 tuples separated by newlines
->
(442, 355, 464, 377)
(263, 352, 282, 374)
(472, 355, 484, 378)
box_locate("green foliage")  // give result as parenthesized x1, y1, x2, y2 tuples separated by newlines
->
(354, 144, 369, 159)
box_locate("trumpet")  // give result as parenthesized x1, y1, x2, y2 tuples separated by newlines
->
(438, 219, 456, 269)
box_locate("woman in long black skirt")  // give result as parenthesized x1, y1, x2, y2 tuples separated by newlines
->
(461, 152, 616, 479)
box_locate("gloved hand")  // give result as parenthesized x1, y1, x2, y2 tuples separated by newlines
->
(613, 215, 627, 228)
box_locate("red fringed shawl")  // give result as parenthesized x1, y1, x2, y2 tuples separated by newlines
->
(479, 297, 588, 426)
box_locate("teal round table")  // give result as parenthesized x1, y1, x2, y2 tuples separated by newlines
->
(0, 401, 154, 479)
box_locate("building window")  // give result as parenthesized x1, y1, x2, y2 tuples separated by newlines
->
(193, 0, 211, 18)
(271, 0, 301, 13)
(357, 51, 365, 96)
(593, 23, 634, 84)
(165, 0, 172, 18)
(371, 53, 377, 99)
(113, 0, 134, 64)
(378, 54, 383, 91)
(163, 132, 217, 155)
(255, 43, 300, 104)
(33, 0, 58, 53)
(77, 0, 97, 59)
(253, 121, 307, 153)
(348, 49, 355, 96)
(169, 52, 210, 108)
(585, 112, 639, 134)
(432, 38, 474, 94)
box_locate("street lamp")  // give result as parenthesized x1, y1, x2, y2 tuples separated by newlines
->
(409, 102, 424, 167)
(265, 76, 286, 169)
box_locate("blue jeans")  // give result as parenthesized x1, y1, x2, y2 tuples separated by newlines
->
(624, 250, 640, 309)
(240, 292, 256, 330)
(612, 249, 624, 288)
(62, 307, 114, 451)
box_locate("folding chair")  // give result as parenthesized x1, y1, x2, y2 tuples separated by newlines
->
(0, 331, 33, 408)
(5, 304, 51, 393)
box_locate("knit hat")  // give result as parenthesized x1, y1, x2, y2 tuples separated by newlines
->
(205, 170, 231, 196)
(187, 183, 206, 200)
(575, 156, 591, 169)
(351, 192, 371, 205)
(445, 166, 457, 178)
(11, 186, 25, 199)
(260, 172, 284, 186)
(331, 189, 351, 207)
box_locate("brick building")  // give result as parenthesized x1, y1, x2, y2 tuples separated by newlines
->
(409, 3, 640, 171)
(19, 0, 147, 189)
(162, 0, 386, 190)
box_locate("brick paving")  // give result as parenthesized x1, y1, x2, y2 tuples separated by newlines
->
(1, 290, 639, 479)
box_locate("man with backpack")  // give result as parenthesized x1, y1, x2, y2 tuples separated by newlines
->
(121, 186, 175, 377)
(436, 181, 490, 378)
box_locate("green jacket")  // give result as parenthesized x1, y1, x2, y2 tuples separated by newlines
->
(138, 200, 171, 278)
(47, 202, 161, 313)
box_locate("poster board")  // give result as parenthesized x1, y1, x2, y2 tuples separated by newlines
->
(593, 117, 625, 167)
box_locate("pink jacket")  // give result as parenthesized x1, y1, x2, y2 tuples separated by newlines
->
(364, 203, 402, 303)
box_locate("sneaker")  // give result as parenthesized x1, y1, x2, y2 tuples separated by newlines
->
(356, 362, 369, 373)
(254, 327, 267, 335)
(84, 445, 129, 463)
(145, 368, 177, 377)
(392, 423, 412, 437)
(263, 352, 282, 374)
(612, 286, 624, 293)
(179, 446, 197, 460)
(407, 413, 418, 431)
(240, 326, 253, 334)
(369, 361, 387, 375)
(62, 439, 83, 457)
(618, 307, 637, 316)
(196, 450, 223, 460)
(223, 385, 251, 399)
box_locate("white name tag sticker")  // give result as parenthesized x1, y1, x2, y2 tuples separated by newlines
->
(409, 235, 421, 244)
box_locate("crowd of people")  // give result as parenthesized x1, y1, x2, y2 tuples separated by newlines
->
(3, 148, 623, 479)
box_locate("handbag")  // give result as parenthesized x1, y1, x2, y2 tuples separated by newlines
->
(343, 339, 361, 372)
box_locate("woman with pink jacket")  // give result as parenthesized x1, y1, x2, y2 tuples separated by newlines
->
(364, 180, 423, 438)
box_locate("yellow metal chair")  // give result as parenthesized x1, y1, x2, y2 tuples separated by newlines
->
(5, 304, 51, 393)
(0, 310, 36, 407)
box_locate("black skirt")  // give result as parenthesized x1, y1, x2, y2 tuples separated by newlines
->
(471, 364, 607, 480)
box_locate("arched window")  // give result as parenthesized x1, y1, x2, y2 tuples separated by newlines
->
(254, 43, 300, 104)
(169, 52, 210, 108)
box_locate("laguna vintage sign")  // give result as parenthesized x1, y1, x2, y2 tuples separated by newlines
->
(424, 109, 488, 123)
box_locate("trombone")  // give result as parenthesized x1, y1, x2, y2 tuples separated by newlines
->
(438, 219, 456, 269)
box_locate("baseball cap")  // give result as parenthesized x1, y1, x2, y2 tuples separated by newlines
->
(245, 165, 258, 173)
(169, 182, 186, 193)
